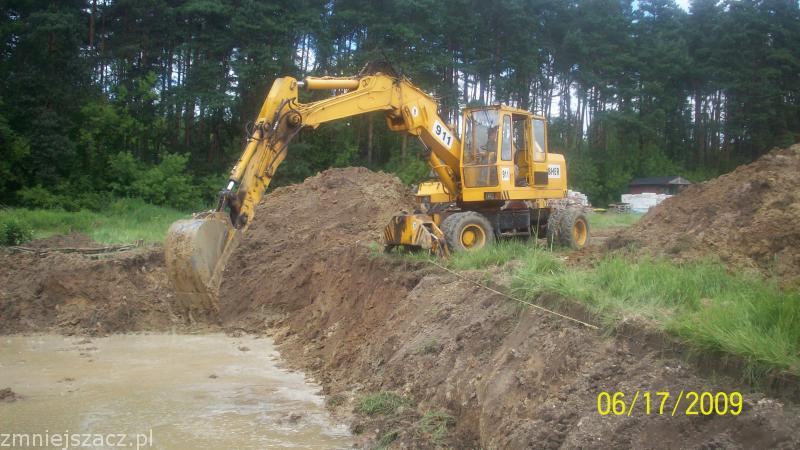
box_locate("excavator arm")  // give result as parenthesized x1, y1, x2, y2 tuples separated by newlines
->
(224, 74, 460, 229)
(165, 72, 460, 315)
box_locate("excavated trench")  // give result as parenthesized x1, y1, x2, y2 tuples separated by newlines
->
(2, 166, 800, 448)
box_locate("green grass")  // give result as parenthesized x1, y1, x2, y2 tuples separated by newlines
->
(446, 240, 534, 270)
(376, 430, 400, 449)
(354, 392, 410, 416)
(587, 211, 643, 229)
(417, 410, 455, 444)
(511, 254, 800, 380)
(0, 198, 189, 244)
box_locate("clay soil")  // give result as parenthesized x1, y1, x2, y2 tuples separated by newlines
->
(0, 238, 192, 334)
(610, 144, 800, 286)
(2, 166, 800, 448)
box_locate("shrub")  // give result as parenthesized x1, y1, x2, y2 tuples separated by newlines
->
(16, 185, 64, 210)
(107, 151, 203, 210)
(107, 151, 142, 197)
(16, 185, 115, 212)
(130, 153, 201, 210)
(384, 150, 430, 184)
(0, 217, 33, 246)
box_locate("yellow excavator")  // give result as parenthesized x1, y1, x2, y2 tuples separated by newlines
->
(164, 67, 589, 313)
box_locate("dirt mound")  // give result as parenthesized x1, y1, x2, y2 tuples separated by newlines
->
(611, 144, 800, 283)
(219, 167, 414, 324)
(0, 243, 187, 334)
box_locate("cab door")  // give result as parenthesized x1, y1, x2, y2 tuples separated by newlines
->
(499, 113, 534, 189)
(530, 117, 552, 185)
(498, 113, 514, 189)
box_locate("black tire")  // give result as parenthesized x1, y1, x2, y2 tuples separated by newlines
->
(545, 209, 565, 248)
(440, 211, 495, 253)
(558, 208, 591, 249)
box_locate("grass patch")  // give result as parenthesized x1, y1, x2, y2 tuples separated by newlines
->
(588, 211, 642, 229)
(446, 240, 536, 270)
(417, 410, 455, 444)
(0, 198, 188, 244)
(511, 254, 800, 379)
(354, 392, 409, 416)
(418, 337, 440, 355)
(376, 430, 400, 449)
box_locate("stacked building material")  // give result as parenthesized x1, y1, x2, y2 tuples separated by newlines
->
(621, 193, 671, 213)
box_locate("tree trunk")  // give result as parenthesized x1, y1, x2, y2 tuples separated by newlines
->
(367, 114, 374, 165)
(89, 0, 96, 48)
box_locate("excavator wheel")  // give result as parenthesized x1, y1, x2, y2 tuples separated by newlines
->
(545, 208, 590, 250)
(545, 209, 565, 249)
(558, 208, 590, 249)
(441, 211, 495, 253)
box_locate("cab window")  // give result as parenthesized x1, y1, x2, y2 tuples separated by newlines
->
(464, 109, 499, 166)
(513, 115, 527, 156)
(533, 118, 546, 162)
(463, 109, 499, 187)
(501, 115, 512, 161)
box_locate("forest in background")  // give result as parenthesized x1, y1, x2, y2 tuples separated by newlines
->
(1, 0, 798, 210)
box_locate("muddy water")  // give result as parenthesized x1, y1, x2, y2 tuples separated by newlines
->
(0, 334, 351, 449)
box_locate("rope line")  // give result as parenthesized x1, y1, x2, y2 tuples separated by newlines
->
(425, 259, 599, 330)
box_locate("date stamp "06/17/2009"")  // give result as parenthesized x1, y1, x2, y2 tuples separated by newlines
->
(596, 391, 744, 417)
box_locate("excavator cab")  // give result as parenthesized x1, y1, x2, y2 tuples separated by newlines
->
(407, 105, 587, 253)
(458, 105, 567, 203)
(414, 105, 568, 207)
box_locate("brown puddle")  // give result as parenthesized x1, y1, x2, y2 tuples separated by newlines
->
(0, 334, 352, 449)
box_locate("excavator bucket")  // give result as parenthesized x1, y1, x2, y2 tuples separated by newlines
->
(164, 212, 240, 320)
(383, 214, 449, 257)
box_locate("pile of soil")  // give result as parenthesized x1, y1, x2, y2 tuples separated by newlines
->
(610, 144, 800, 284)
(0, 235, 187, 334)
(219, 168, 800, 447)
(218, 167, 415, 325)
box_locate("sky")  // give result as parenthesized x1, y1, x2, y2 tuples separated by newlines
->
(634, 0, 692, 11)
